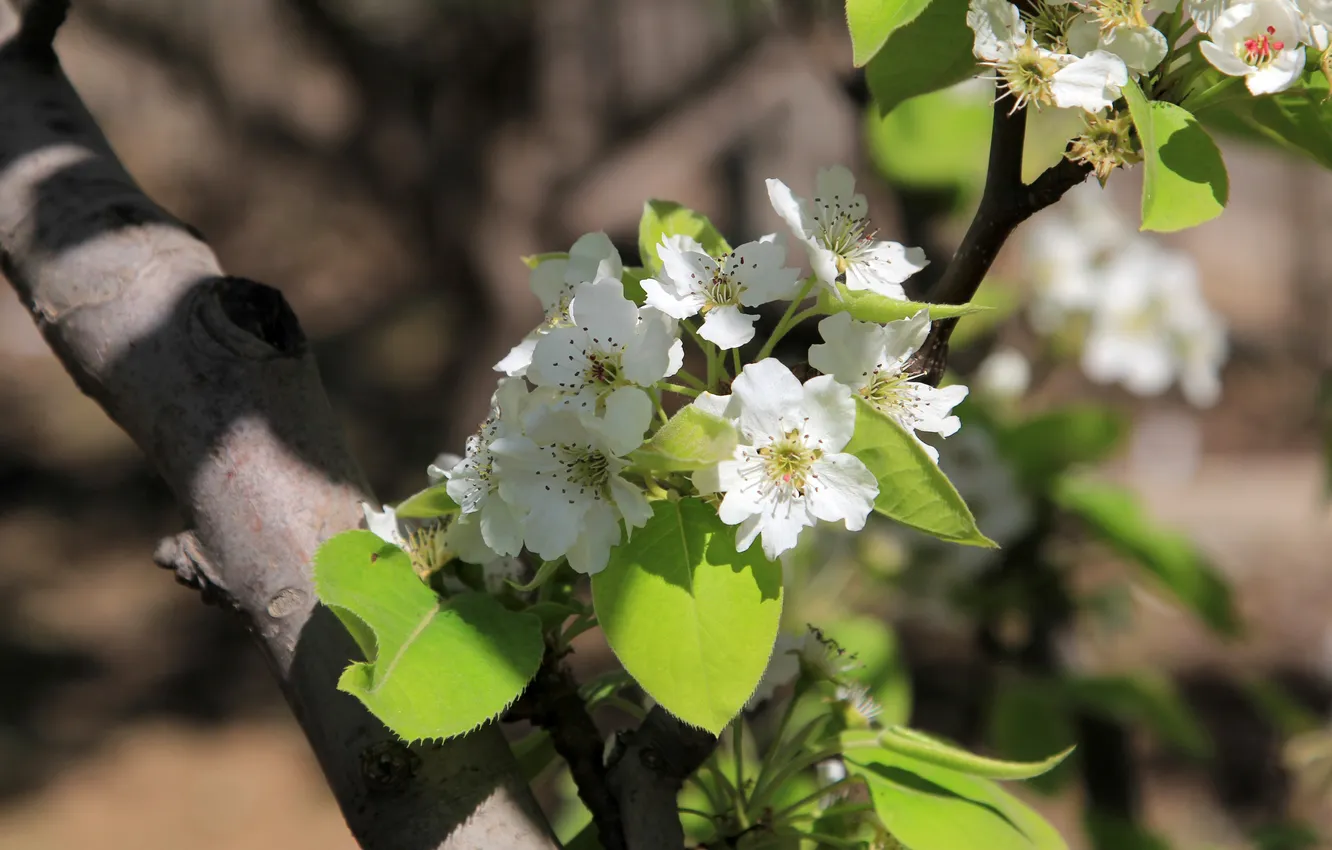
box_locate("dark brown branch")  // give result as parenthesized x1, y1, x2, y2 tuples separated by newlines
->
(511, 653, 627, 850)
(607, 707, 718, 850)
(0, 3, 556, 848)
(909, 95, 1092, 385)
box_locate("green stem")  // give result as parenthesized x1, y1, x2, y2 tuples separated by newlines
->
(685, 773, 729, 818)
(704, 756, 747, 827)
(732, 346, 743, 376)
(754, 278, 817, 361)
(648, 387, 668, 424)
(656, 381, 701, 398)
(748, 689, 805, 813)
(767, 776, 856, 823)
(674, 368, 708, 390)
(732, 719, 748, 809)
(677, 807, 715, 821)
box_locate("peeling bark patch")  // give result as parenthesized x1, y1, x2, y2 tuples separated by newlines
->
(216, 277, 305, 356)
(266, 586, 305, 618)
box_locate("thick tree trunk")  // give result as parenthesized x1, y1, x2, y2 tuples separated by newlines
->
(0, 3, 557, 848)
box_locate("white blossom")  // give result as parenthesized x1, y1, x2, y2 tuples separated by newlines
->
(528, 278, 683, 445)
(975, 346, 1033, 399)
(807, 310, 969, 462)
(490, 402, 652, 575)
(766, 165, 927, 300)
(968, 0, 1129, 112)
(1067, 14, 1169, 74)
(1303, 0, 1332, 49)
(694, 359, 879, 561)
(361, 502, 497, 571)
(495, 232, 624, 377)
(1025, 178, 1137, 333)
(643, 234, 801, 349)
(1080, 241, 1227, 407)
(1201, 0, 1308, 94)
(444, 378, 529, 557)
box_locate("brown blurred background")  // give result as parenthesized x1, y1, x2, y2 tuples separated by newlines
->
(1, 1, 1331, 848)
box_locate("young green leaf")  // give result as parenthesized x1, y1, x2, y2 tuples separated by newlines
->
(630, 406, 739, 472)
(1200, 71, 1332, 171)
(621, 266, 651, 304)
(846, 398, 994, 546)
(637, 200, 732, 275)
(591, 498, 784, 733)
(1053, 476, 1241, 636)
(865, 0, 976, 115)
(845, 734, 1069, 850)
(393, 484, 460, 519)
(816, 286, 991, 324)
(988, 677, 1077, 795)
(847, 0, 935, 67)
(1123, 78, 1228, 232)
(313, 530, 543, 742)
(876, 726, 1074, 780)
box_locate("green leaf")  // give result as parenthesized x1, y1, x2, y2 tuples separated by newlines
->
(848, 0, 936, 67)
(1065, 674, 1211, 759)
(591, 498, 783, 733)
(1199, 71, 1332, 171)
(1123, 78, 1228, 232)
(988, 677, 1077, 795)
(846, 734, 1069, 850)
(1053, 477, 1241, 636)
(846, 397, 994, 546)
(822, 616, 913, 726)
(876, 726, 1073, 780)
(637, 200, 732, 275)
(313, 530, 544, 741)
(394, 484, 460, 519)
(621, 266, 651, 304)
(521, 251, 568, 270)
(816, 286, 991, 324)
(993, 406, 1127, 492)
(865, 84, 990, 195)
(865, 0, 976, 115)
(630, 406, 739, 472)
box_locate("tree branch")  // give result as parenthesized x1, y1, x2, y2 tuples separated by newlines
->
(511, 653, 627, 850)
(0, 3, 556, 848)
(908, 95, 1092, 385)
(607, 707, 718, 850)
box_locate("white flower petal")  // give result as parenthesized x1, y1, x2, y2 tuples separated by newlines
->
(1245, 47, 1304, 94)
(641, 277, 701, 319)
(800, 375, 858, 452)
(610, 476, 652, 532)
(1051, 50, 1128, 112)
(568, 231, 624, 285)
(805, 453, 878, 531)
(766, 178, 815, 240)
(731, 359, 805, 440)
(699, 304, 759, 349)
(565, 500, 622, 575)
(494, 334, 538, 376)
(624, 306, 681, 385)
(596, 386, 653, 456)
(529, 258, 573, 313)
(1100, 25, 1168, 73)
(362, 503, 405, 548)
(1199, 38, 1257, 75)
(569, 279, 639, 343)
(814, 165, 868, 221)
(479, 497, 526, 557)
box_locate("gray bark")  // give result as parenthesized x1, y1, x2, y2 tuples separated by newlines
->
(0, 3, 557, 848)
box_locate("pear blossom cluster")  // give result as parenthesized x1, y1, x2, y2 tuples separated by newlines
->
(363, 166, 975, 576)
(1025, 179, 1228, 407)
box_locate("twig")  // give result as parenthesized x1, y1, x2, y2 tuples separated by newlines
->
(607, 706, 719, 850)
(908, 95, 1092, 385)
(511, 652, 627, 850)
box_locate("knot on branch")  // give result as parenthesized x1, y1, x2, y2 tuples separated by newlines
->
(197, 276, 306, 360)
(359, 740, 421, 794)
(153, 531, 234, 609)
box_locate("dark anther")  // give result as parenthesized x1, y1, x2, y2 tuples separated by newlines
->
(360, 741, 421, 793)
(215, 276, 306, 356)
